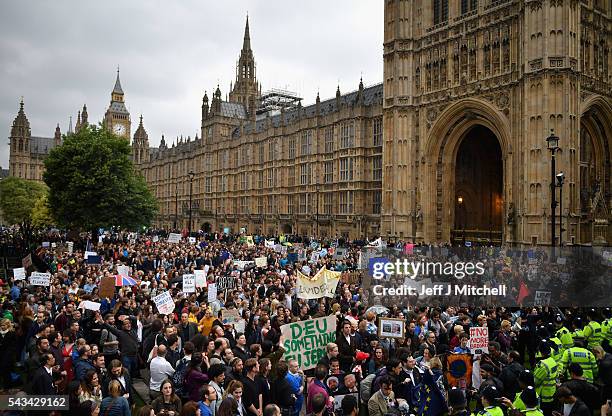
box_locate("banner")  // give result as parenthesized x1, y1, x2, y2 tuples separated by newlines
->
(29, 272, 51, 287)
(255, 257, 267, 268)
(183, 274, 196, 293)
(152, 291, 175, 315)
(78, 300, 101, 311)
(446, 354, 473, 388)
(221, 309, 241, 325)
(296, 267, 341, 299)
(207, 283, 217, 303)
(281, 315, 337, 370)
(217, 275, 237, 291)
(469, 326, 489, 355)
(234, 260, 255, 271)
(13, 267, 26, 281)
(195, 266, 209, 288)
(22, 254, 33, 270)
(534, 290, 551, 306)
(99, 276, 115, 298)
(168, 233, 181, 244)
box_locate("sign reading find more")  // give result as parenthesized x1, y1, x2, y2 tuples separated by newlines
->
(280, 315, 337, 370)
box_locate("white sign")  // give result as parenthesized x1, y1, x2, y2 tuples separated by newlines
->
(234, 260, 254, 271)
(534, 290, 552, 306)
(78, 300, 101, 311)
(296, 267, 341, 299)
(117, 265, 130, 278)
(152, 291, 175, 315)
(207, 283, 218, 303)
(152, 235, 159, 243)
(195, 266, 209, 288)
(469, 326, 489, 355)
(255, 257, 267, 268)
(85, 251, 97, 259)
(183, 274, 196, 293)
(42, 242, 50, 248)
(265, 240, 275, 249)
(310, 252, 320, 264)
(189, 237, 196, 244)
(168, 233, 181, 244)
(67, 242, 74, 255)
(13, 267, 26, 281)
(30, 272, 51, 287)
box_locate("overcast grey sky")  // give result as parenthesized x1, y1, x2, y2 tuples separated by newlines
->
(0, 1, 383, 168)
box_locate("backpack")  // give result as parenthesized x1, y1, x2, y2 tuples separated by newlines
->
(360, 373, 377, 403)
(172, 357, 190, 399)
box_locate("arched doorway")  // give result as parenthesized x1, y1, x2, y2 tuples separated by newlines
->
(452, 125, 504, 244)
(281, 224, 293, 234)
(202, 222, 211, 233)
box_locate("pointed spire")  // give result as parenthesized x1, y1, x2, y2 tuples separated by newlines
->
(54, 124, 62, 143)
(243, 14, 251, 51)
(68, 116, 73, 134)
(19, 96, 24, 112)
(359, 76, 364, 90)
(81, 104, 88, 125)
(76, 110, 81, 128)
(113, 66, 124, 95)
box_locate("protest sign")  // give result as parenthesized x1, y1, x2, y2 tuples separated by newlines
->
(67, 242, 74, 254)
(183, 274, 196, 293)
(13, 267, 26, 281)
(207, 283, 217, 303)
(167, 233, 181, 244)
(221, 309, 241, 325)
(281, 315, 337, 370)
(195, 266, 209, 288)
(297, 249, 307, 262)
(333, 248, 347, 259)
(255, 257, 267, 268)
(152, 291, 175, 315)
(333, 394, 359, 412)
(217, 276, 237, 291)
(310, 252, 319, 264)
(29, 272, 51, 287)
(87, 255, 102, 265)
(534, 290, 552, 306)
(22, 254, 33, 270)
(446, 354, 473, 388)
(99, 276, 115, 298)
(296, 267, 341, 299)
(84, 251, 97, 259)
(42, 242, 50, 248)
(274, 244, 283, 253)
(188, 237, 196, 244)
(78, 301, 101, 311)
(117, 265, 130, 277)
(234, 319, 246, 334)
(469, 326, 489, 355)
(265, 240, 275, 249)
(152, 235, 159, 243)
(234, 260, 255, 271)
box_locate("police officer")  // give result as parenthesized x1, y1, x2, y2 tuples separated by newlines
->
(448, 387, 469, 416)
(572, 317, 585, 344)
(534, 342, 559, 416)
(502, 386, 544, 416)
(512, 370, 539, 412)
(472, 386, 504, 416)
(554, 315, 574, 351)
(584, 309, 603, 350)
(558, 339, 598, 384)
(600, 308, 612, 353)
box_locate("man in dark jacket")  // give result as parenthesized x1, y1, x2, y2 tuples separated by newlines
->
(73, 344, 95, 381)
(176, 312, 198, 346)
(561, 363, 601, 414)
(556, 386, 591, 416)
(31, 353, 57, 395)
(336, 320, 358, 372)
(97, 315, 140, 378)
(499, 350, 525, 399)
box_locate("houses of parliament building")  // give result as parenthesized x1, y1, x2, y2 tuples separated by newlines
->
(8, 1, 612, 246)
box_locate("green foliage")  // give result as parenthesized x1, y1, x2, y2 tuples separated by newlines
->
(0, 176, 47, 226)
(43, 125, 158, 231)
(31, 194, 55, 228)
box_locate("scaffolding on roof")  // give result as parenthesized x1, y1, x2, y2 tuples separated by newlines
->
(257, 88, 302, 115)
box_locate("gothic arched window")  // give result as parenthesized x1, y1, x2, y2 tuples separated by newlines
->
(433, 0, 448, 25)
(579, 127, 597, 212)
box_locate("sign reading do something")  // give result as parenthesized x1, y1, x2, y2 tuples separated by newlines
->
(280, 315, 337, 370)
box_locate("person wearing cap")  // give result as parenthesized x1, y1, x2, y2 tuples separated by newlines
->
(447, 387, 469, 416)
(583, 310, 603, 351)
(512, 369, 539, 412)
(534, 342, 559, 416)
(555, 315, 574, 351)
(559, 339, 598, 384)
(501, 386, 543, 416)
(572, 318, 586, 344)
(473, 385, 504, 416)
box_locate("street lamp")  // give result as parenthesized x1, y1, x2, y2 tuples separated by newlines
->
(546, 129, 560, 251)
(188, 171, 195, 236)
(457, 195, 465, 244)
(174, 181, 178, 231)
(556, 171, 565, 246)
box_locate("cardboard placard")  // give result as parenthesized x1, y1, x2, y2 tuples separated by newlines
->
(221, 309, 241, 325)
(207, 283, 217, 303)
(99, 276, 116, 298)
(168, 233, 181, 244)
(13, 267, 26, 281)
(469, 326, 489, 355)
(195, 266, 209, 288)
(280, 315, 337, 370)
(255, 257, 267, 268)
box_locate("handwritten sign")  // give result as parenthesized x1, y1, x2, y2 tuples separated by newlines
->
(534, 290, 551, 306)
(281, 315, 337, 370)
(78, 300, 101, 311)
(117, 265, 130, 277)
(207, 283, 217, 303)
(255, 257, 267, 268)
(152, 291, 175, 315)
(469, 326, 489, 355)
(195, 266, 209, 288)
(13, 267, 26, 281)
(22, 254, 33, 270)
(296, 267, 341, 299)
(99, 276, 115, 298)
(67, 242, 74, 255)
(30, 272, 51, 287)
(183, 274, 196, 293)
(221, 309, 241, 325)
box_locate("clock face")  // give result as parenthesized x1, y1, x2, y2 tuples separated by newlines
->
(113, 124, 126, 135)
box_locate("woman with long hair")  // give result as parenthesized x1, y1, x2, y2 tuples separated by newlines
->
(257, 358, 272, 408)
(367, 346, 386, 375)
(224, 380, 245, 416)
(79, 370, 102, 405)
(0, 318, 17, 392)
(151, 379, 182, 416)
(185, 352, 209, 402)
(99, 380, 130, 416)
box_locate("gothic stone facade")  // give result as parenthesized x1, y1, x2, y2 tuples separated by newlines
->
(134, 19, 384, 238)
(382, 0, 611, 245)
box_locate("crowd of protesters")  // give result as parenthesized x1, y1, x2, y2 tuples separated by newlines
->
(0, 229, 611, 416)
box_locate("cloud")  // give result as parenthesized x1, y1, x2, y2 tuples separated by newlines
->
(0, 0, 383, 168)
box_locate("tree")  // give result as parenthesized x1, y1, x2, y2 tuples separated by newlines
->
(0, 176, 48, 242)
(43, 125, 158, 235)
(31, 194, 55, 228)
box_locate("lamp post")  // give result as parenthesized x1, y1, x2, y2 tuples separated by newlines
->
(188, 171, 194, 236)
(174, 181, 178, 231)
(546, 129, 560, 252)
(457, 196, 465, 244)
(556, 171, 565, 246)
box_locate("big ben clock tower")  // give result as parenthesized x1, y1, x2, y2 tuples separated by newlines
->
(104, 67, 130, 140)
